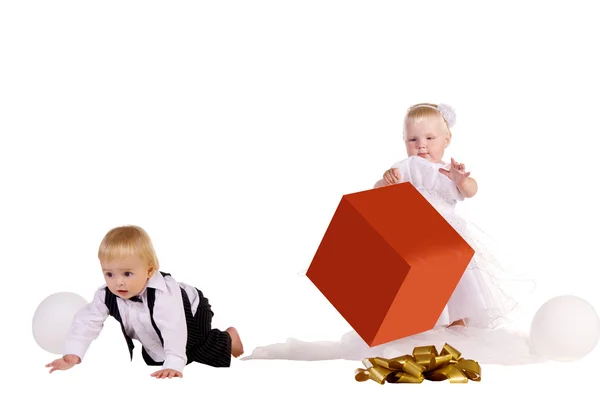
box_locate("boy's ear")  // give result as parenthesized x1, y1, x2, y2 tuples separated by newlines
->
(147, 265, 157, 278)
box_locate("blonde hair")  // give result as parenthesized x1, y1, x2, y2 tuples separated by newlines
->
(403, 103, 452, 138)
(98, 225, 159, 269)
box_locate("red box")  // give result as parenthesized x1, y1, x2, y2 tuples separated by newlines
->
(306, 182, 475, 347)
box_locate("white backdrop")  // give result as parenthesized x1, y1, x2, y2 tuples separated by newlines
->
(1, 0, 598, 398)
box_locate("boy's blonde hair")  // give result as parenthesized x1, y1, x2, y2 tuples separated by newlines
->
(98, 225, 160, 269)
(403, 103, 452, 138)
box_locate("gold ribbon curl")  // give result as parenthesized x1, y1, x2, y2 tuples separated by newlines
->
(354, 343, 481, 384)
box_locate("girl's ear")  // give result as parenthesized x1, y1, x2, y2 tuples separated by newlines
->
(445, 132, 452, 147)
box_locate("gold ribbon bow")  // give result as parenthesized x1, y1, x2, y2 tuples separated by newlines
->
(354, 343, 481, 384)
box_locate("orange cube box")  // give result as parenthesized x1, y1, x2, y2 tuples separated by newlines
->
(306, 182, 475, 347)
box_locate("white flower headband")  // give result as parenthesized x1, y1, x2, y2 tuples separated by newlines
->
(407, 103, 456, 128)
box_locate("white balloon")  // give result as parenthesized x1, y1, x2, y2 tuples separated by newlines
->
(530, 295, 600, 361)
(32, 292, 89, 355)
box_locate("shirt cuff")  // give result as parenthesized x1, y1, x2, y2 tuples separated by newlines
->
(63, 341, 89, 362)
(162, 355, 186, 372)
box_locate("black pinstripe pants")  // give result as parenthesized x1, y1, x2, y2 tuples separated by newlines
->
(142, 287, 232, 368)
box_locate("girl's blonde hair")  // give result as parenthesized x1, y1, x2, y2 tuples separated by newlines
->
(403, 103, 452, 138)
(98, 225, 159, 268)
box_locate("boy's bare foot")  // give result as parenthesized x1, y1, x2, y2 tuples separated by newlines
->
(448, 319, 465, 327)
(226, 327, 244, 357)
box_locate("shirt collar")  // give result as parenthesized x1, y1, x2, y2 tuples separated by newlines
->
(145, 271, 167, 292)
(135, 271, 167, 298)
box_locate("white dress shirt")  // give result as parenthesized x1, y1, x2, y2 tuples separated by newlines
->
(64, 272, 201, 372)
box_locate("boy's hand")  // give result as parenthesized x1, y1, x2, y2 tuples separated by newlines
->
(151, 368, 183, 379)
(45, 354, 80, 373)
(383, 168, 400, 185)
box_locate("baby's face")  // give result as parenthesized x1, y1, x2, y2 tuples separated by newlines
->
(100, 254, 155, 299)
(403, 116, 450, 164)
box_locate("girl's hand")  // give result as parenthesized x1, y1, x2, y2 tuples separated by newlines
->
(439, 158, 471, 184)
(45, 354, 80, 373)
(151, 368, 183, 379)
(383, 168, 400, 185)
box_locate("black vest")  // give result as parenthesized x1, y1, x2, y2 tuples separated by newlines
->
(103, 271, 196, 365)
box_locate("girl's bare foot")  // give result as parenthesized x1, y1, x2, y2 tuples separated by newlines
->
(448, 319, 465, 327)
(226, 327, 244, 357)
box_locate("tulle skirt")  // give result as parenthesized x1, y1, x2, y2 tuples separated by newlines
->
(432, 209, 536, 329)
(242, 325, 547, 365)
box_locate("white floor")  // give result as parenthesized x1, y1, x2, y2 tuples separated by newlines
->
(21, 347, 599, 399)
